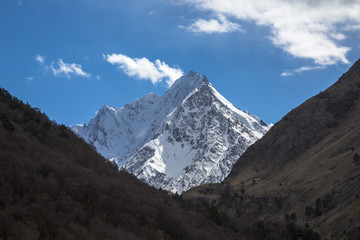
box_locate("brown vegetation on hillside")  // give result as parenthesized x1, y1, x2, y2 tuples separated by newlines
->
(184, 59, 360, 239)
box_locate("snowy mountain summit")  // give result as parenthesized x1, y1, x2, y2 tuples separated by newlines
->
(72, 71, 270, 193)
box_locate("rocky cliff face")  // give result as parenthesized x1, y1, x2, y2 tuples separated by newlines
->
(72, 71, 269, 193)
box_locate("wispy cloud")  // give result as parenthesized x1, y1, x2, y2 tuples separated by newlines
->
(35, 55, 45, 65)
(104, 53, 184, 87)
(295, 66, 325, 73)
(179, 0, 360, 66)
(281, 65, 325, 77)
(50, 59, 90, 78)
(35, 55, 91, 79)
(180, 14, 243, 33)
(26, 76, 33, 84)
(148, 10, 158, 15)
(280, 71, 293, 77)
(344, 24, 360, 31)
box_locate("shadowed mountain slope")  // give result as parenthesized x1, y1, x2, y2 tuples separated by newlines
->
(229, 58, 360, 177)
(184, 59, 360, 239)
(0, 88, 253, 240)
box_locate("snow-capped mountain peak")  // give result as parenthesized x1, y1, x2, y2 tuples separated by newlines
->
(72, 71, 269, 193)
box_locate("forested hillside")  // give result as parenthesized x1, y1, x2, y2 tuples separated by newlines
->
(0, 88, 250, 240)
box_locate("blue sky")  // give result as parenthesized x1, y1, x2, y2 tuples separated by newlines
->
(1, 0, 360, 126)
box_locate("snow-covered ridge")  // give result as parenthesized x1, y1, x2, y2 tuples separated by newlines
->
(72, 71, 269, 193)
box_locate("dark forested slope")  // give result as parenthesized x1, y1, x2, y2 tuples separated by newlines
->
(0, 88, 250, 240)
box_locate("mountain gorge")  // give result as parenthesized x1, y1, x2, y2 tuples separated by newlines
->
(72, 71, 270, 193)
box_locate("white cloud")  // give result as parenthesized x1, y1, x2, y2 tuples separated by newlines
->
(281, 65, 325, 77)
(178, 0, 360, 66)
(330, 33, 346, 41)
(294, 65, 325, 73)
(104, 53, 184, 88)
(50, 59, 90, 78)
(154, 59, 184, 87)
(180, 14, 243, 33)
(34, 55, 91, 79)
(280, 71, 293, 77)
(35, 55, 45, 65)
(344, 24, 360, 31)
